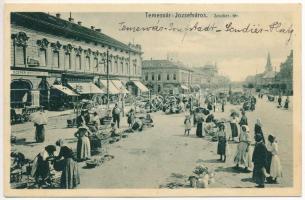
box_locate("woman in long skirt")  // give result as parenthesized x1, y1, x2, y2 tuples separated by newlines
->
(234, 125, 252, 172)
(55, 139, 80, 189)
(230, 114, 239, 142)
(254, 119, 265, 143)
(196, 114, 205, 138)
(252, 134, 268, 188)
(35, 124, 45, 143)
(266, 135, 283, 184)
(217, 124, 227, 162)
(74, 125, 91, 161)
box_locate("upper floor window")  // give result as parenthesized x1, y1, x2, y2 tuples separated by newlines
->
(38, 49, 47, 67)
(64, 53, 71, 69)
(52, 51, 59, 68)
(167, 74, 170, 80)
(126, 63, 129, 75)
(158, 74, 161, 81)
(86, 56, 91, 69)
(133, 64, 137, 75)
(152, 74, 155, 81)
(173, 74, 176, 80)
(115, 61, 118, 73)
(120, 62, 124, 74)
(94, 58, 98, 70)
(145, 73, 148, 81)
(76, 54, 81, 69)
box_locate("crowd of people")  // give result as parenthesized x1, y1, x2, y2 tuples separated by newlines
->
(182, 93, 283, 188)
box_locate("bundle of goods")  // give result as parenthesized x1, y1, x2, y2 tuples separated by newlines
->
(189, 165, 215, 188)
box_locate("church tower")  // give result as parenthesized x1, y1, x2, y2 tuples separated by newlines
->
(265, 52, 272, 72)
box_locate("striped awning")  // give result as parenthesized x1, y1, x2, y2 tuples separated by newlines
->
(68, 82, 104, 94)
(111, 80, 129, 94)
(51, 85, 79, 96)
(132, 80, 149, 92)
(99, 80, 121, 94)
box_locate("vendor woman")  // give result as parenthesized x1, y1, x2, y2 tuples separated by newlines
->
(74, 124, 91, 161)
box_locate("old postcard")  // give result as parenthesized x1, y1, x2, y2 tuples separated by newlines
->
(3, 3, 301, 197)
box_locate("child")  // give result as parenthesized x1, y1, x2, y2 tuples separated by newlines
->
(184, 115, 192, 136)
(266, 135, 282, 184)
(217, 124, 227, 162)
(127, 109, 135, 127)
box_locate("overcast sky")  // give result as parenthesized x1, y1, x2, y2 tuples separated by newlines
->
(57, 11, 294, 82)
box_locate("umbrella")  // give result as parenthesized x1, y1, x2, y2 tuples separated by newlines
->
(30, 111, 48, 125)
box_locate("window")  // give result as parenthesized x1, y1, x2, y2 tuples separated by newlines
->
(115, 61, 118, 73)
(152, 74, 155, 81)
(120, 62, 124, 74)
(126, 63, 129, 75)
(94, 58, 98, 70)
(75, 55, 81, 69)
(15, 46, 25, 66)
(86, 56, 90, 69)
(109, 61, 112, 73)
(133, 64, 137, 75)
(52, 51, 59, 68)
(64, 53, 71, 69)
(173, 74, 176, 80)
(158, 74, 161, 81)
(38, 49, 47, 67)
(167, 74, 170, 80)
(103, 59, 107, 73)
(145, 74, 148, 81)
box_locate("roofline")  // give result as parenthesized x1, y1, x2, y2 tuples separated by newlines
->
(11, 12, 142, 54)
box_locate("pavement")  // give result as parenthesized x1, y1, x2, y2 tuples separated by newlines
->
(11, 95, 293, 189)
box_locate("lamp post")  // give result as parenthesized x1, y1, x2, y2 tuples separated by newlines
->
(106, 50, 110, 109)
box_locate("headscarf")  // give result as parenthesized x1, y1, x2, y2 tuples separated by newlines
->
(56, 139, 65, 147)
(256, 118, 263, 127)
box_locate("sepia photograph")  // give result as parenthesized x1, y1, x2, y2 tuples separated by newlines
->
(3, 3, 301, 197)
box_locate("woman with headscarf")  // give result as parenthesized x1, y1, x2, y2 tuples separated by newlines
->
(31, 145, 56, 187)
(55, 139, 80, 189)
(234, 125, 252, 172)
(74, 125, 91, 161)
(217, 123, 227, 162)
(254, 119, 265, 143)
(252, 133, 268, 188)
(266, 135, 283, 184)
(195, 112, 206, 138)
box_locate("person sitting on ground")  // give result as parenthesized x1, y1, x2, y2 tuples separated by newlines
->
(92, 111, 100, 131)
(131, 118, 144, 132)
(110, 122, 121, 137)
(144, 114, 154, 127)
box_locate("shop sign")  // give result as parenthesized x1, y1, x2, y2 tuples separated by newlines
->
(11, 70, 48, 77)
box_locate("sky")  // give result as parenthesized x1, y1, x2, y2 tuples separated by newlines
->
(57, 11, 295, 82)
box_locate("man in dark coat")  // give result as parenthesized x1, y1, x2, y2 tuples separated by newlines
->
(112, 103, 121, 128)
(239, 111, 248, 127)
(252, 134, 268, 188)
(278, 95, 282, 107)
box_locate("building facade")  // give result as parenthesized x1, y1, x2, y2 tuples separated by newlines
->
(10, 12, 143, 109)
(142, 59, 192, 95)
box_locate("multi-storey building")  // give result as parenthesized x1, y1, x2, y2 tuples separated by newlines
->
(10, 12, 146, 109)
(142, 59, 192, 95)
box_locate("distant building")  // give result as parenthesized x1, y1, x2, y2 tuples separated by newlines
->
(275, 50, 293, 95)
(142, 59, 192, 95)
(10, 12, 145, 110)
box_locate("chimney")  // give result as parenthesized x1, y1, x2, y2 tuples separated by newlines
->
(69, 17, 74, 23)
(77, 21, 82, 26)
(95, 28, 101, 32)
(91, 26, 95, 30)
(56, 13, 61, 18)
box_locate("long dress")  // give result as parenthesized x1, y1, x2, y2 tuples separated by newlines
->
(266, 142, 283, 178)
(35, 124, 45, 143)
(75, 131, 91, 160)
(196, 117, 205, 137)
(217, 130, 227, 155)
(254, 124, 265, 143)
(56, 146, 80, 189)
(31, 150, 50, 182)
(230, 117, 239, 140)
(234, 130, 252, 168)
(252, 141, 268, 185)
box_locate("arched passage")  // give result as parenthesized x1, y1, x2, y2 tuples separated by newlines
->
(11, 79, 33, 108)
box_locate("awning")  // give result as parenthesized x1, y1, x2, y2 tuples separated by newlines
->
(68, 82, 104, 94)
(181, 85, 189, 90)
(51, 85, 79, 96)
(111, 80, 129, 94)
(132, 80, 149, 92)
(99, 80, 121, 94)
(191, 84, 200, 89)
